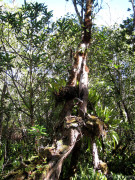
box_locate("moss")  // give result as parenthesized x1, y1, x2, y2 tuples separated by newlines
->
(99, 161, 108, 175)
(86, 114, 107, 137)
(59, 145, 68, 153)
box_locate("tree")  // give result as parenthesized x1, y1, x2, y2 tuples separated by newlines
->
(1, 0, 108, 179)
(0, 1, 134, 179)
(130, 0, 135, 28)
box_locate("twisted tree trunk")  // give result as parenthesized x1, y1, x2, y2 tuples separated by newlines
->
(4, 1, 108, 179)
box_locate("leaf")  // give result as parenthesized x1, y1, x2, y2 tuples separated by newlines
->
(0, 156, 4, 169)
(114, 64, 119, 69)
(109, 130, 119, 148)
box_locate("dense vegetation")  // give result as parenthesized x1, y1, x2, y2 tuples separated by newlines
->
(0, 0, 134, 179)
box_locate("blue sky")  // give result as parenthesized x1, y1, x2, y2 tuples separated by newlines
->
(1, 0, 133, 26)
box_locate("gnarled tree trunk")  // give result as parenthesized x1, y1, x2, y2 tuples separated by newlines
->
(4, 1, 108, 179)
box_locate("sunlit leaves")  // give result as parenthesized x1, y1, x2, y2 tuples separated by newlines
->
(28, 124, 47, 137)
(108, 130, 119, 148)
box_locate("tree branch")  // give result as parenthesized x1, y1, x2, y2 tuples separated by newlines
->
(72, 0, 83, 25)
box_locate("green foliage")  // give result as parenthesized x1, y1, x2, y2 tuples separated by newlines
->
(29, 125, 47, 136)
(0, 52, 15, 72)
(0, 157, 4, 172)
(87, 19, 134, 175)
(72, 163, 107, 180)
(0, 0, 134, 178)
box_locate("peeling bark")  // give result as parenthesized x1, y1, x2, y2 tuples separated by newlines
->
(91, 137, 100, 169)
(79, 55, 89, 117)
